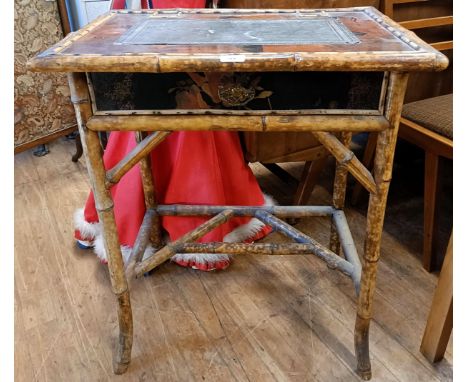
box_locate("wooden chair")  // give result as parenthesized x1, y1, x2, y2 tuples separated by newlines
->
(351, 0, 453, 272)
(420, 232, 452, 362)
(242, 132, 329, 206)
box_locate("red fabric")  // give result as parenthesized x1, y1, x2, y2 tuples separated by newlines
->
(83, 132, 270, 246)
(110, 0, 205, 9)
(81, 0, 271, 249)
(153, 0, 205, 7)
(173, 256, 230, 271)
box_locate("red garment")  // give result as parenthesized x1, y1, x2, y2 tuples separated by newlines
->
(110, 0, 205, 9)
(76, 0, 272, 270)
(82, 131, 270, 247)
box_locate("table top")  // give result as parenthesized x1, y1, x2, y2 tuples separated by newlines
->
(28, 7, 448, 73)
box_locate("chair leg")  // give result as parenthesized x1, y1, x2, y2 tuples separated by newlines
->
(423, 151, 441, 272)
(288, 157, 328, 225)
(420, 233, 453, 362)
(293, 157, 328, 205)
(351, 132, 378, 206)
(71, 133, 83, 162)
(262, 162, 298, 187)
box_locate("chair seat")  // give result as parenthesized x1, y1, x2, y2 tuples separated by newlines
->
(402, 94, 453, 140)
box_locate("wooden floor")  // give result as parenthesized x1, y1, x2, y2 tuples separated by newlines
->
(15, 138, 452, 382)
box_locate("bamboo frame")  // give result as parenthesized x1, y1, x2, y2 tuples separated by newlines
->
(130, 204, 362, 285)
(135, 210, 235, 277)
(86, 114, 390, 133)
(332, 210, 362, 293)
(254, 210, 355, 276)
(135, 132, 163, 248)
(66, 52, 413, 382)
(106, 131, 170, 186)
(176, 242, 343, 255)
(328, 132, 353, 255)
(312, 131, 377, 194)
(155, 204, 335, 218)
(129, 205, 360, 283)
(65, 68, 410, 380)
(125, 208, 157, 280)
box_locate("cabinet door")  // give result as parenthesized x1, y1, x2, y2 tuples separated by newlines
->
(14, 0, 77, 152)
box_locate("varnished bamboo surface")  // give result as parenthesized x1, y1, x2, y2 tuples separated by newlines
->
(14, 140, 452, 381)
(155, 204, 334, 217)
(86, 114, 390, 132)
(27, 8, 448, 73)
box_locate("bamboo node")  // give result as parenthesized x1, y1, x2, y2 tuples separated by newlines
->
(71, 96, 90, 105)
(356, 312, 372, 320)
(261, 116, 267, 131)
(342, 150, 355, 164)
(363, 256, 380, 263)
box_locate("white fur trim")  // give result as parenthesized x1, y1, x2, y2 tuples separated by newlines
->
(79, 193, 276, 268)
(262, 193, 277, 208)
(73, 208, 101, 240)
(223, 192, 276, 243)
(222, 218, 265, 243)
(92, 233, 155, 265)
(74, 207, 156, 264)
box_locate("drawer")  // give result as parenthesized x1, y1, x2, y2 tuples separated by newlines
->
(88, 71, 387, 116)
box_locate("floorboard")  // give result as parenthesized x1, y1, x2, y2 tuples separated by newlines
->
(14, 139, 452, 381)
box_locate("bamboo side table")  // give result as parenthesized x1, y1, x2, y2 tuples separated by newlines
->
(28, 7, 447, 380)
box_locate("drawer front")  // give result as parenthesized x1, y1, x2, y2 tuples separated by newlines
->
(89, 71, 386, 115)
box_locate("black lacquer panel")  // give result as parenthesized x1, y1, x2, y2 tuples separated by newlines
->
(90, 71, 384, 112)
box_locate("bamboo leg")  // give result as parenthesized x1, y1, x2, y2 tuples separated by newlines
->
(330, 132, 352, 255)
(312, 131, 377, 194)
(68, 72, 133, 374)
(135, 132, 163, 248)
(354, 72, 409, 380)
